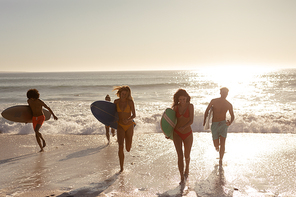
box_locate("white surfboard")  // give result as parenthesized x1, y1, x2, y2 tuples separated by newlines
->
(1, 105, 51, 123)
(204, 107, 213, 130)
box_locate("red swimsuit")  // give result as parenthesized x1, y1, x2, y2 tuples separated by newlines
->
(174, 105, 192, 140)
(32, 115, 45, 130)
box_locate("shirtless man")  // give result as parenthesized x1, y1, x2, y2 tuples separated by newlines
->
(27, 89, 58, 152)
(203, 87, 234, 164)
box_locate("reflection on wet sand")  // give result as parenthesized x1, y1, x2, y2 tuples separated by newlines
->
(11, 153, 46, 194)
(2, 133, 296, 196)
(119, 172, 125, 192)
(0, 152, 35, 165)
(57, 173, 120, 197)
(32, 153, 46, 188)
(195, 165, 233, 197)
(156, 184, 190, 197)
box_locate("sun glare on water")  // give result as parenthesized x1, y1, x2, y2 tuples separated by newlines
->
(198, 65, 276, 111)
(201, 65, 270, 85)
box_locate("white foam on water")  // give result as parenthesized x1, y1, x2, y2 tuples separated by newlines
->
(1, 69, 296, 135)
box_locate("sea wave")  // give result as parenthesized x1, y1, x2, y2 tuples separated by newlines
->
(1, 101, 295, 135)
(1, 70, 296, 135)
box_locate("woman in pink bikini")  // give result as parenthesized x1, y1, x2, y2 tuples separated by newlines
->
(172, 89, 194, 184)
(113, 86, 136, 172)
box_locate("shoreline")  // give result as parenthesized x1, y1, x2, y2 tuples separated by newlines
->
(3, 130, 296, 135)
(1, 133, 296, 197)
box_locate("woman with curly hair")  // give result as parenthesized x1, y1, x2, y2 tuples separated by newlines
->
(172, 89, 194, 184)
(113, 86, 136, 172)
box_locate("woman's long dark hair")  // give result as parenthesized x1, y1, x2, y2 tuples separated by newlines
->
(172, 89, 191, 107)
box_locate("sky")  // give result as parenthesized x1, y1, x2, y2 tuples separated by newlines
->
(1, 0, 296, 72)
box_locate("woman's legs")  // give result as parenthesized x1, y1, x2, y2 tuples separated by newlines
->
(173, 132, 193, 183)
(173, 132, 185, 183)
(117, 124, 134, 172)
(184, 133, 193, 176)
(125, 125, 134, 152)
(117, 126, 125, 172)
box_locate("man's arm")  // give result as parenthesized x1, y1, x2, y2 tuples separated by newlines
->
(227, 103, 235, 126)
(42, 101, 58, 120)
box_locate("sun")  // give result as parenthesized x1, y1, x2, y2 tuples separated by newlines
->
(199, 65, 275, 101)
(201, 65, 267, 83)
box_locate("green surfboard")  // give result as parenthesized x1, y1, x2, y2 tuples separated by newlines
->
(160, 108, 177, 140)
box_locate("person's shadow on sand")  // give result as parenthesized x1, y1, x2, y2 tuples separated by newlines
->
(59, 144, 108, 161)
(0, 153, 36, 165)
(156, 183, 190, 197)
(56, 172, 120, 197)
(195, 165, 233, 197)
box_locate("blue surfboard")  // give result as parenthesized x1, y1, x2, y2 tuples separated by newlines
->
(90, 101, 119, 129)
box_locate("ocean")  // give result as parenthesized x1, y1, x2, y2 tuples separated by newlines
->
(1, 68, 296, 135)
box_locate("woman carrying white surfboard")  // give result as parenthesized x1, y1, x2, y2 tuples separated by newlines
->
(113, 86, 136, 172)
(172, 89, 194, 184)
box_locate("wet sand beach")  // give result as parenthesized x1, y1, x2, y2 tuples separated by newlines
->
(0, 133, 296, 197)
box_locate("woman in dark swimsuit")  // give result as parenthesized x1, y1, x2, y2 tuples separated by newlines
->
(172, 89, 194, 184)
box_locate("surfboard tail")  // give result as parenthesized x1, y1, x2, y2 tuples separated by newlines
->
(204, 107, 213, 131)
